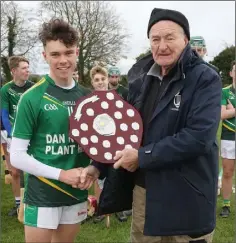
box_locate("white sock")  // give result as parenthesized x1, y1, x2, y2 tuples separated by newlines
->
(15, 197, 21, 207)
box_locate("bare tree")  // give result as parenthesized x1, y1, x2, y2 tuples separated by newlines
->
(40, 1, 129, 86)
(1, 1, 40, 81)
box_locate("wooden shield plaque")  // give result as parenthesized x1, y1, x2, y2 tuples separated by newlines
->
(69, 90, 143, 164)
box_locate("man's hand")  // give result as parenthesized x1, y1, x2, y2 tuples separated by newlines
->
(72, 165, 100, 190)
(113, 148, 139, 172)
(59, 168, 82, 186)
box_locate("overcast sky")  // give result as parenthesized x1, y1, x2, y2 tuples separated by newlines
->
(18, 1, 235, 74)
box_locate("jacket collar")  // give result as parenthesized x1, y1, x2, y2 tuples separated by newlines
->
(167, 43, 195, 82)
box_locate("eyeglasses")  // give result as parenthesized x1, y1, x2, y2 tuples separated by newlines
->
(109, 75, 119, 78)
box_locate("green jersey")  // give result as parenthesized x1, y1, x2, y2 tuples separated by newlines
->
(114, 84, 128, 101)
(12, 75, 91, 207)
(1, 80, 34, 126)
(221, 84, 235, 141)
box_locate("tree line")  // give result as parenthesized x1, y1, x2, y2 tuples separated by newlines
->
(1, 1, 234, 88)
(1, 1, 129, 87)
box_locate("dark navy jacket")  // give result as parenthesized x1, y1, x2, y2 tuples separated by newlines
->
(94, 44, 222, 236)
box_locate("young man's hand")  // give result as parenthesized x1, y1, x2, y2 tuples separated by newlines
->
(226, 99, 235, 110)
(72, 165, 100, 190)
(58, 168, 83, 186)
(221, 101, 235, 119)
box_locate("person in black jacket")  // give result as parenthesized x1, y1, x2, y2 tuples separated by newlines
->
(77, 8, 222, 243)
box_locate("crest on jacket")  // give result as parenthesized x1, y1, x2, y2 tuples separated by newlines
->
(69, 90, 143, 163)
(171, 91, 181, 111)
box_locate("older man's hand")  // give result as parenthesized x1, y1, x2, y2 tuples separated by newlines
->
(113, 148, 139, 172)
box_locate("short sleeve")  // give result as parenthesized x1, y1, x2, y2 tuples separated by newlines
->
(1, 86, 9, 111)
(12, 95, 38, 139)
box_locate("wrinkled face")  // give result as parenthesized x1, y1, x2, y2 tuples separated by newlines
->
(91, 73, 108, 91)
(43, 40, 78, 81)
(230, 64, 235, 84)
(11, 61, 30, 82)
(149, 20, 188, 68)
(109, 74, 120, 86)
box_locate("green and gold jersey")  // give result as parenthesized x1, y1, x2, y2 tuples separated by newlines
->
(12, 75, 91, 207)
(221, 84, 235, 141)
(0, 80, 34, 125)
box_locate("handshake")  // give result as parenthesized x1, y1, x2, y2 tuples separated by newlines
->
(58, 165, 100, 190)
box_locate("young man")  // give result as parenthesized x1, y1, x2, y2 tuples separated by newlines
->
(220, 60, 235, 217)
(190, 36, 219, 73)
(108, 66, 128, 101)
(1, 56, 33, 216)
(189, 36, 207, 58)
(10, 19, 98, 243)
(90, 65, 109, 91)
(89, 65, 109, 223)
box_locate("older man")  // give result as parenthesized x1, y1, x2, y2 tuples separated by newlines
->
(80, 8, 222, 243)
(1, 56, 33, 217)
(108, 66, 128, 101)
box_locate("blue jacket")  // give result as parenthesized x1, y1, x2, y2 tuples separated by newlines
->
(95, 44, 222, 236)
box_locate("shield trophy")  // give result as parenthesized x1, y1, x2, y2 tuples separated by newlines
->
(69, 89, 143, 164)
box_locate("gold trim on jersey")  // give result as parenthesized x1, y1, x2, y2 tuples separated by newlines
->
(43, 96, 65, 108)
(37, 176, 79, 201)
(222, 84, 232, 90)
(222, 123, 235, 132)
(1, 80, 13, 88)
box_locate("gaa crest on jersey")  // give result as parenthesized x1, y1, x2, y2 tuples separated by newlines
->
(69, 90, 143, 164)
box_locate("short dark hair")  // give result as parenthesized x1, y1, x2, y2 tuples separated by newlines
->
(230, 60, 235, 71)
(39, 18, 78, 47)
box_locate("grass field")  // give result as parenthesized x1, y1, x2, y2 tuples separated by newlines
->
(1, 179, 235, 243)
(1, 124, 235, 242)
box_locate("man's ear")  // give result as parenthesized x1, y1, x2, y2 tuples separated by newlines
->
(11, 69, 15, 76)
(42, 51, 47, 62)
(184, 36, 188, 46)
